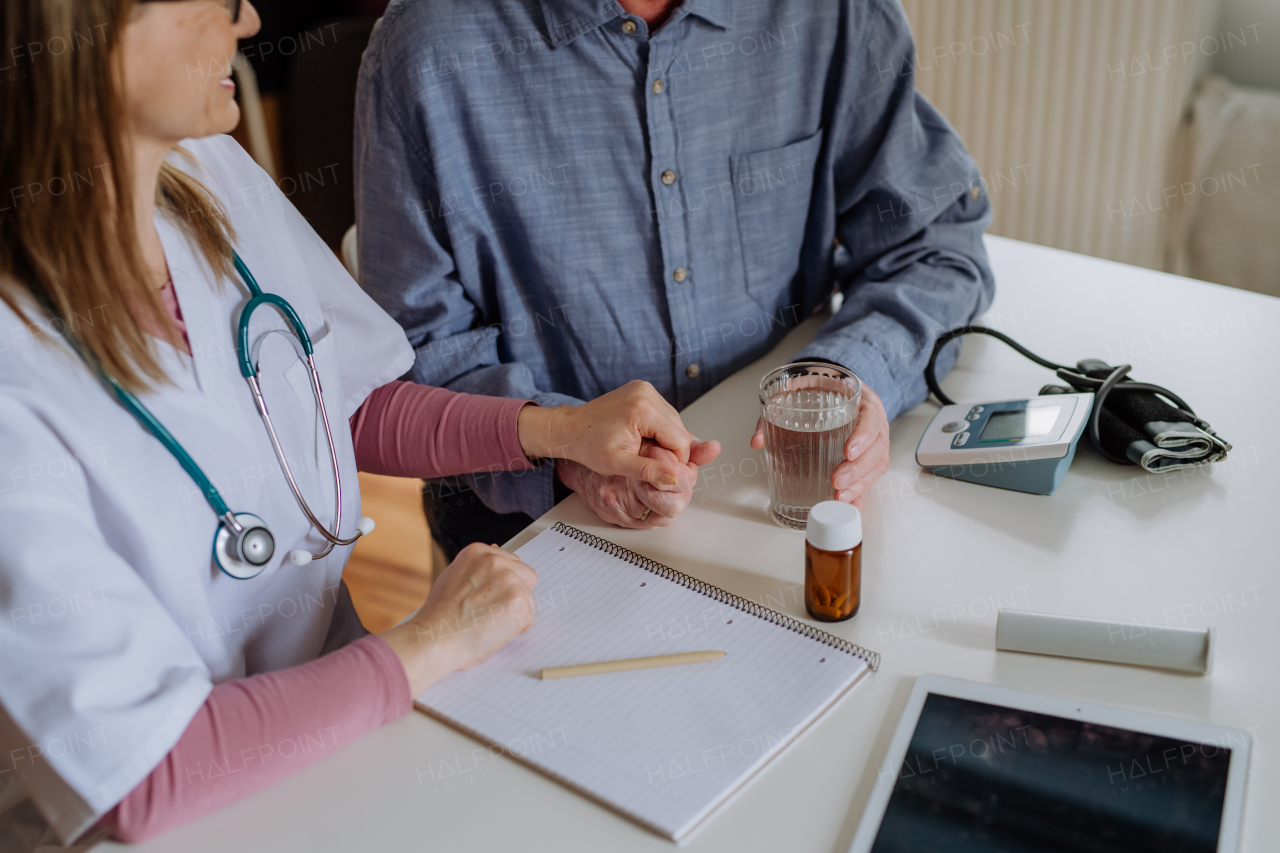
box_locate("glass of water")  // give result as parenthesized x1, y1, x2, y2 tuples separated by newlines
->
(759, 362, 862, 529)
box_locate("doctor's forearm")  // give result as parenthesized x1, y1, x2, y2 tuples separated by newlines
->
(349, 381, 537, 478)
(98, 634, 410, 843)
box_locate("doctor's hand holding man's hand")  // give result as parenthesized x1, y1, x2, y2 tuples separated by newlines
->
(751, 382, 891, 510)
(556, 441, 721, 529)
(518, 380, 722, 529)
(380, 543, 537, 696)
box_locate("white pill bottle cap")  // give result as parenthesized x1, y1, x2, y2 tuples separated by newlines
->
(805, 501, 862, 552)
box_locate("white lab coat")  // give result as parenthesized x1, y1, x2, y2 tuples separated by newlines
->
(0, 136, 414, 842)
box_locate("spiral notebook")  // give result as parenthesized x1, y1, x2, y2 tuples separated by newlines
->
(414, 523, 879, 844)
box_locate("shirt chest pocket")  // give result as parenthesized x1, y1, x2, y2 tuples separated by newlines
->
(730, 129, 826, 306)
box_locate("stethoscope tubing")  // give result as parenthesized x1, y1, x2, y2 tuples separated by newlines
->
(99, 367, 235, 520)
(233, 251, 361, 555)
(47, 250, 364, 575)
(230, 251, 363, 557)
(245, 363, 358, 557)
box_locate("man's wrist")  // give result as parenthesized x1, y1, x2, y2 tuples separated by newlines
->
(796, 355, 852, 373)
(554, 457, 583, 491)
(794, 356, 876, 398)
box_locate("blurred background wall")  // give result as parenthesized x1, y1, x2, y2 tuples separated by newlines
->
(900, 0, 1214, 270)
(898, 0, 1278, 295)
(1214, 0, 1280, 89)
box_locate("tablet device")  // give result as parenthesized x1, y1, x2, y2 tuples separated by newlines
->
(850, 675, 1250, 853)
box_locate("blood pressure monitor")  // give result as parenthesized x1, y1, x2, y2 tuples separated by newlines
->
(915, 393, 1093, 495)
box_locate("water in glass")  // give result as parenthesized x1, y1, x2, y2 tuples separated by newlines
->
(760, 365, 860, 529)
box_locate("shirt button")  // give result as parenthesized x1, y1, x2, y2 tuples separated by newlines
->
(621, 20, 637, 34)
(652, 79, 665, 94)
(661, 170, 676, 186)
(673, 267, 687, 283)
(686, 364, 701, 379)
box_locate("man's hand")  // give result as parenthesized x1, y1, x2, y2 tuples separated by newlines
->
(751, 384, 890, 509)
(557, 440, 721, 529)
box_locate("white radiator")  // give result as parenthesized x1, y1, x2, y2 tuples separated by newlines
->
(899, 0, 1221, 269)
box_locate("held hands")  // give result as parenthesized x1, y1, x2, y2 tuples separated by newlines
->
(380, 543, 537, 695)
(556, 441, 721, 529)
(751, 383, 891, 510)
(519, 380, 713, 485)
(518, 380, 722, 529)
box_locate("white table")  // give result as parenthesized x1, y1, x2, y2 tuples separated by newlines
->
(114, 236, 1280, 852)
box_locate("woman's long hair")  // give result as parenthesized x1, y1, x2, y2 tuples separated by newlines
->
(0, 0, 236, 392)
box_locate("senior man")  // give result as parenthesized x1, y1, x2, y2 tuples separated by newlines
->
(355, 0, 994, 556)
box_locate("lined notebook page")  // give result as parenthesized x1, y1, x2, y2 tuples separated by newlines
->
(416, 526, 873, 843)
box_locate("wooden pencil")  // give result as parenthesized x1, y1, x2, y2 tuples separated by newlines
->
(540, 650, 726, 680)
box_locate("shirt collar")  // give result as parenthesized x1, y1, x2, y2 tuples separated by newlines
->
(540, 0, 734, 48)
(683, 0, 735, 30)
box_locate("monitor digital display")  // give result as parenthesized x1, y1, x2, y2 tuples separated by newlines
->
(870, 693, 1232, 853)
(979, 407, 1060, 442)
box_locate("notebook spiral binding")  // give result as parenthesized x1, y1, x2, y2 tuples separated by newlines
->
(551, 522, 880, 672)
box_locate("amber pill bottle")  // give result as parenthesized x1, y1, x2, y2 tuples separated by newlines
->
(804, 501, 862, 622)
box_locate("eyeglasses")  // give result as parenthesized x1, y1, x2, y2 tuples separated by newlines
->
(139, 0, 242, 24)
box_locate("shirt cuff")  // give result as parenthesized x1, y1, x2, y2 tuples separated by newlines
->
(793, 340, 905, 420)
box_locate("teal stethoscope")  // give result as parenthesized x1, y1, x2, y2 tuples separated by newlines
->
(66, 253, 373, 579)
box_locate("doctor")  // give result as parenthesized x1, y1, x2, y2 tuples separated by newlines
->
(0, 0, 719, 844)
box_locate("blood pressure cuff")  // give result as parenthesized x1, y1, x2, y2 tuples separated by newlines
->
(1045, 365, 1231, 473)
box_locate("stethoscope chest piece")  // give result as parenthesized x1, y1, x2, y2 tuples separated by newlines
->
(214, 512, 276, 579)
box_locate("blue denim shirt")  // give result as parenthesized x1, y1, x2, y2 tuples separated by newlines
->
(355, 0, 994, 519)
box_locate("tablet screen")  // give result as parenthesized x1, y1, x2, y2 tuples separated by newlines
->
(871, 693, 1232, 852)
